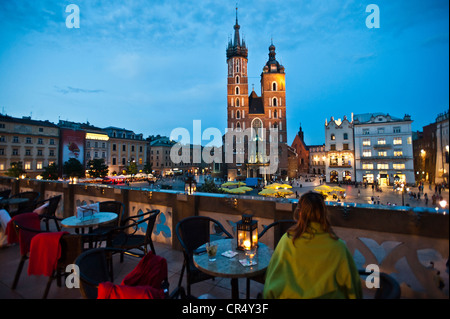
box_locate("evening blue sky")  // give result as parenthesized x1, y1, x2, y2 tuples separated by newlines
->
(0, 0, 448, 146)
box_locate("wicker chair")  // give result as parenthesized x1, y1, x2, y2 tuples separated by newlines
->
(175, 216, 233, 296)
(7, 191, 40, 217)
(75, 247, 184, 299)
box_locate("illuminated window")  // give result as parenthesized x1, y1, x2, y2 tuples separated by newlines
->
(393, 163, 405, 169)
(37, 162, 43, 170)
(394, 150, 403, 157)
(24, 162, 31, 170)
(377, 163, 389, 169)
(377, 138, 386, 145)
(378, 151, 387, 157)
(363, 139, 371, 146)
(331, 134, 335, 140)
(362, 163, 374, 169)
(363, 149, 372, 157)
(393, 137, 402, 145)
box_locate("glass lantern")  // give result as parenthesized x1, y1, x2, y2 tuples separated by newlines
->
(184, 175, 197, 195)
(236, 214, 258, 250)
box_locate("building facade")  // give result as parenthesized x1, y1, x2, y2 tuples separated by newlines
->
(290, 125, 309, 176)
(325, 115, 355, 183)
(0, 114, 59, 178)
(308, 144, 326, 176)
(224, 14, 289, 181)
(435, 111, 449, 185)
(353, 113, 415, 186)
(103, 127, 147, 175)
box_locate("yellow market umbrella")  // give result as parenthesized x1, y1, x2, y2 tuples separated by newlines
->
(280, 184, 292, 189)
(227, 188, 246, 194)
(236, 186, 253, 192)
(329, 186, 346, 192)
(259, 188, 278, 196)
(221, 181, 238, 187)
(277, 189, 293, 195)
(265, 183, 283, 189)
(314, 185, 332, 192)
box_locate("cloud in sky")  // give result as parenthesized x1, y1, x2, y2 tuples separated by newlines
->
(0, 0, 448, 146)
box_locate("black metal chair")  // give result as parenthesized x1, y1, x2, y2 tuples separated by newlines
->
(358, 269, 401, 299)
(105, 210, 160, 263)
(246, 219, 296, 298)
(89, 201, 126, 246)
(7, 191, 41, 217)
(75, 247, 184, 299)
(34, 195, 62, 231)
(175, 216, 233, 296)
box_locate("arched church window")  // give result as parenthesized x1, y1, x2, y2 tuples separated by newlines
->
(236, 110, 241, 119)
(236, 87, 240, 95)
(273, 98, 277, 106)
(236, 98, 240, 107)
(236, 76, 240, 84)
(272, 82, 277, 91)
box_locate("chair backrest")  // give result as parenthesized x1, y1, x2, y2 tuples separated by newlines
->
(176, 216, 232, 256)
(0, 189, 11, 198)
(10, 192, 41, 214)
(358, 269, 401, 299)
(99, 201, 125, 225)
(75, 248, 112, 299)
(259, 219, 296, 247)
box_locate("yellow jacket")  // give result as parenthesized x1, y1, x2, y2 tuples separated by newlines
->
(263, 222, 362, 299)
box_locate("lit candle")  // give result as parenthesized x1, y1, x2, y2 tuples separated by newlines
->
(243, 240, 251, 250)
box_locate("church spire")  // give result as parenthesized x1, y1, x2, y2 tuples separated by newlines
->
(226, 5, 248, 60)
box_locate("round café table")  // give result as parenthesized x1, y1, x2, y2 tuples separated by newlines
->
(193, 238, 273, 299)
(61, 212, 118, 232)
(0, 197, 29, 209)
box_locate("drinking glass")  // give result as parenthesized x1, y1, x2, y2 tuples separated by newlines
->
(206, 242, 218, 262)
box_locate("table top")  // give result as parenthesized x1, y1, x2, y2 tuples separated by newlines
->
(0, 197, 29, 205)
(193, 238, 273, 279)
(61, 212, 118, 228)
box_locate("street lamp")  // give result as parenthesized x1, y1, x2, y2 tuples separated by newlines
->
(184, 174, 196, 195)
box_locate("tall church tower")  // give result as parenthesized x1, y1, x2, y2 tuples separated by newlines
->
(226, 9, 248, 131)
(225, 11, 290, 181)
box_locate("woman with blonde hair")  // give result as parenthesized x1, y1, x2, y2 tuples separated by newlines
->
(263, 191, 362, 299)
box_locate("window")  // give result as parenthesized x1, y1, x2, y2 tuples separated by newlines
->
(235, 87, 239, 95)
(112, 144, 116, 151)
(272, 98, 277, 106)
(363, 139, 371, 146)
(50, 139, 55, 145)
(236, 98, 240, 107)
(393, 137, 402, 145)
(331, 134, 336, 140)
(343, 133, 348, 140)
(37, 162, 43, 170)
(25, 149, 31, 156)
(131, 145, 135, 152)
(38, 138, 43, 145)
(122, 158, 126, 165)
(330, 144, 336, 151)
(377, 128, 385, 134)
(0, 136, 5, 142)
(24, 162, 31, 170)
(13, 136, 19, 143)
(377, 138, 386, 145)
(236, 110, 241, 119)
(343, 143, 349, 150)
(377, 163, 389, 170)
(0, 149, 4, 155)
(393, 163, 405, 169)
(394, 150, 403, 157)
(12, 149, 19, 156)
(407, 137, 412, 144)
(49, 150, 55, 157)
(363, 149, 372, 157)
(87, 141, 91, 147)
(393, 127, 401, 133)
(236, 76, 239, 84)
(26, 137, 32, 144)
(37, 150, 43, 156)
(272, 82, 277, 91)
(122, 144, 126, 151)
(378, 151, 387, 157)
(39, 128, 43, 132)
(112, 158, 116, 165)
(363, 129, 370, 135)
(362, 163, 374, 169)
